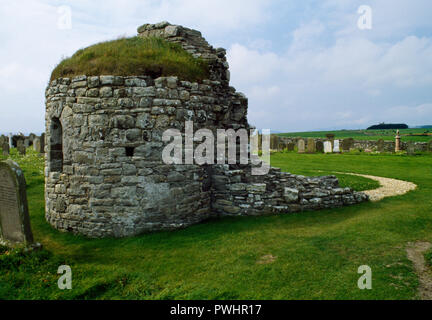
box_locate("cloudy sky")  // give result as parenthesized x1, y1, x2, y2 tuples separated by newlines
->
(1, 0, 432, 134)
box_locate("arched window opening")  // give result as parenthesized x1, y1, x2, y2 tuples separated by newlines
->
(50, 118, 63, 172)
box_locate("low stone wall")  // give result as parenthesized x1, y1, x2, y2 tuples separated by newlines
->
(212, 163, 367, 216)
(272, 136, 431, 153)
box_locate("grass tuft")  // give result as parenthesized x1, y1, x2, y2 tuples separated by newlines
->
(50, 37, 209, 82)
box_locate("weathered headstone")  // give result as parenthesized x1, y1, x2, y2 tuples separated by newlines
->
(326, 133, 335, 150)
(17, 140, 26, 155)
(2, 143, 10, 156)
(307, 138, 316, 153)
(287, 142, 295, 152)
(33, 137, 42, 153)
(8, 133, 13, 149)
(297, 139, 305, 153)
(270, 135, 279, 150)
(40, 133, 46, 153)
(428, 140, 432, 152)
(377, 139, 385, 152)
(407, 143, 415, 156)
(24, 138, 30, 148)
(333, 140, 340, 153)
(324, 141, 332, 153)
(0, 160, 33, 245)
(0, 135, 5, 146)
(316, 141, 324, 153)
(341, 138, 354, 152)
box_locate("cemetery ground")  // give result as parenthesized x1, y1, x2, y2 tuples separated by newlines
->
(1, 148, 432, 300)
(279, 128, 432, 142)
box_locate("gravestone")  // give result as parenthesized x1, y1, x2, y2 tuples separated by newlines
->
(307, 138, 316, 153)
(24, 138, 30, 148)
(341, 138, 354, 152)
(428, 140, 432, 152)
(407, 143, 415, 156)
(316, 141, 324, 153)
(8, 133, 13, 149)
(324, 141, 332, 153)
(33, 137, 42, 153)
(17, 140, 26, 156)
(0, 135, 5, 146)
(297, 139, 305, 153)
(0, 160, 33, 245)
(377, 139, 385, 152)
(333, 140, 340, 153)
(270, 135, 279, 150)
(40, 133, 46, 153)
(287, 142, 295, 152)
(2, 143, 10, 156)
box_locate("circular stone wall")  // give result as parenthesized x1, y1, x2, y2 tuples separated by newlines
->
(45, 75, 248, 237)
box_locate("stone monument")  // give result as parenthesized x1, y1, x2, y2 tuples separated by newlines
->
(33, 137, 43, 154)
(2, 143, 10, 156)
(0, 160, 34, 246)
(307, 138, 316, 153)
(43, 22, 368, 238)
(324, 141, 332, 153)
(287, 142, 295, 152)
(395, 130, 401, 152)
(316, 141, 324, 153)
(333, 140, 340, 153)
(17, 140, 26, 156)
(377, 139, 385, 152)
(341, 138, 354, 152)
(297, 139, 305, 153)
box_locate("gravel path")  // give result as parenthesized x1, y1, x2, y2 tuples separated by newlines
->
(340, 172, 417, 202)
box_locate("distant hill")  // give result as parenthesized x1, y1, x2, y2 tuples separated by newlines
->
(367, 123, 408, 130)
(414, 125, 432, 129)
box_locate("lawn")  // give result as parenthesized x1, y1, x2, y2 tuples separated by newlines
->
(1, 148, 432, 299)
(278, 128, 432, 142)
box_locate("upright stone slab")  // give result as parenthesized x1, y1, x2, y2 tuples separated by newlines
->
(341, 138, 354, 152)
(324, 141, 332, 153)
(2, 143, 10, 156)
(307, 138, 316, 153)
(270, 135, 279, 151)
(316, 141, 324, 153)
(8, 133, 13, 149)
(377, 139, 385, 152)
(33, 137, 42, 153)
(40, 133, 46, 153)
(407, 143, 415, 156)
(333, 140, 340, 153)
(287, 142, 295, 152)
(428, 140, 432, 152)
(297, 139, 305, 153)
(0, 160, 33, 245)
(17, 140, 26, 155)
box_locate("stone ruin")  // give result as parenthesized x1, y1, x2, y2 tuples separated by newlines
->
(44, 22, 368, 238)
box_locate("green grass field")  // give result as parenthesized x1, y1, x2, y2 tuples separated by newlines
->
(1, 148, 432, 299)
(279, 128, 432, 142)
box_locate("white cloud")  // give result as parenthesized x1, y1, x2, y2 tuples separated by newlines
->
(228, 33, 432, 131)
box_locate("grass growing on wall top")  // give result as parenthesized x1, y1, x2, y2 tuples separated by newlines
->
(50, 37, 209, 82)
